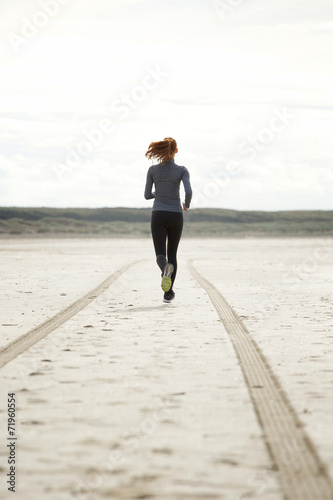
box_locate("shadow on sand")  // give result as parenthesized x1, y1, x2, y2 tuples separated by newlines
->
(114, 304, 172, 313)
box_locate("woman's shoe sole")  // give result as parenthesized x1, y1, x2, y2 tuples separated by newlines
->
(161, 263, 174, 292)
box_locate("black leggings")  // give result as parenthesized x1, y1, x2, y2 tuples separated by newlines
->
(151, 210, 183, 287)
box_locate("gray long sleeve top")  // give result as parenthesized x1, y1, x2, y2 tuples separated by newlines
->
(144, 159, 192, 213)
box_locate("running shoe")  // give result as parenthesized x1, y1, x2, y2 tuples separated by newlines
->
(163, 289, 175, 303)
(161, 263, 174, 292)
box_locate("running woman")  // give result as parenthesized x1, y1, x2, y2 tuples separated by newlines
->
(144, 137, 192, 303)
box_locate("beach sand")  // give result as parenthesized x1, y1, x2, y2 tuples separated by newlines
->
(0, 237, 332, 499)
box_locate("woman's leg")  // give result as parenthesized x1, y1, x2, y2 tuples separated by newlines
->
(167, 212, 183, 287)
(151, 211, 168, 272)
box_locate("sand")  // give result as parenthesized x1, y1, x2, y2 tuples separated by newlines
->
(0, 237, 332, 500)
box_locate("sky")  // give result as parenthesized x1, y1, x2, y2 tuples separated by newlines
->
(0, 0, 332, 211)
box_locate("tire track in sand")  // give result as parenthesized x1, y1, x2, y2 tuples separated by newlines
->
(188, 260, 333, 500)
(0, 260, 140, 370)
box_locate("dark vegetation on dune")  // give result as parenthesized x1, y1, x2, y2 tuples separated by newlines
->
(0, 207, 332, 237)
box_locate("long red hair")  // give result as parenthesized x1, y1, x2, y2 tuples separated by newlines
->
(145, 137, 177, 163)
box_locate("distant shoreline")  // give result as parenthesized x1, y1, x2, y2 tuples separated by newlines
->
(1, 207, 332, 238)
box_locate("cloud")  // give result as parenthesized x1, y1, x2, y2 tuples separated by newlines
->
(0, 0, 332, 210)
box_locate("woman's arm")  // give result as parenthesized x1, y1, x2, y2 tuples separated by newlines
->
(144, 167, 155, 200)
(182, 168, 192, 209)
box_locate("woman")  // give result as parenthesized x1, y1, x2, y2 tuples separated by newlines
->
(144, 137, 192, 303)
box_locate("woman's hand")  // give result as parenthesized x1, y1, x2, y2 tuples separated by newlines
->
(183, 203, 189, 211)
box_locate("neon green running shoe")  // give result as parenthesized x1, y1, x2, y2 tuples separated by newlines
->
(161, 263, 174, 292)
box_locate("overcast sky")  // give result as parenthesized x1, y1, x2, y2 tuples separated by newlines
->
(0, 0, 332, 210)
